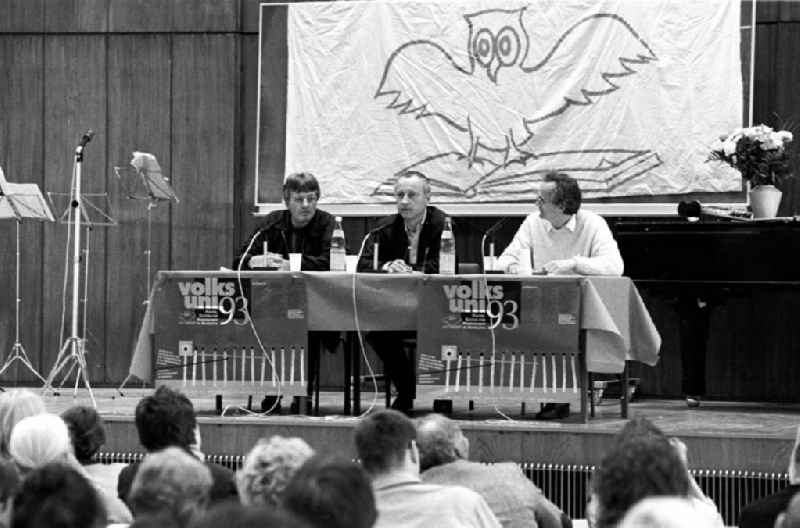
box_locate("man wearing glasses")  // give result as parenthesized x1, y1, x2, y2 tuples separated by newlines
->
(235, 172, 336, 271)
(496, 171, 623, 276)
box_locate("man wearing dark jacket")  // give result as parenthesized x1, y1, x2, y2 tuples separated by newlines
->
(234, 172, 335, 272)
(117, 386, 238, 507)
(358, 171, 451, 412)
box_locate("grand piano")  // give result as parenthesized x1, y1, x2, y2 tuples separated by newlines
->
(609, 214, 800, 402)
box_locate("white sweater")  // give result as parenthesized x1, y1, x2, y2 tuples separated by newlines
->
(496, 210, 624, 276)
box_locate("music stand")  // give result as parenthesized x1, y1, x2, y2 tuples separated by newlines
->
(0, 166, 55, 384)
(114, 152, 178, 393)
(43, 132, 115, 406)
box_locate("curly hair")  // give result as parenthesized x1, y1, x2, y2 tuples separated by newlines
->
(544, 172, 582, 215)
(61, 406, 106, 464)
(593, 435, 691, 528)
(236, 436, 314, 507)
(129, 447, 212, 528)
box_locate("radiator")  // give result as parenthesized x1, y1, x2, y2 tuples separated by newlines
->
(96, 452, 788, 526)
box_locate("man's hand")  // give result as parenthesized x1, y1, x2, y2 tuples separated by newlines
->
(250, 252, 286, 269)
(544, 258, 577, 274)
(507, 263, 520, 275)
(383, 259, 413, 273)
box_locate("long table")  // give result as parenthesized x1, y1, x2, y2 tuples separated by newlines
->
(130, 271, 661, 420)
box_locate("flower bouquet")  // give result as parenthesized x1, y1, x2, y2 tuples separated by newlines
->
(709, 124, 794, 186)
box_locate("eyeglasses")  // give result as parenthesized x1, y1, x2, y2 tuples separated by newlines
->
(289, 193, 318, 205)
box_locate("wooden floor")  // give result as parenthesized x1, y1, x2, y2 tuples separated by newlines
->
(30, 386, 800, 473)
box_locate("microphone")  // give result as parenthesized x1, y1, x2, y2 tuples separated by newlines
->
(480, 217, 509, 272)
(357, 220, 392, 271)
(677, 200, 748, 222)
(78, 130, 95, 148)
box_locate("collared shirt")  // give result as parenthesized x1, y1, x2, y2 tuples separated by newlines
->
(496, 209, 624, 275)
(372, 471, 500, 528)
(404, 208, 427, 264)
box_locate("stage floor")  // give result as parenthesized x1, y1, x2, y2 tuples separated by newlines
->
(30, 386, 800, 473)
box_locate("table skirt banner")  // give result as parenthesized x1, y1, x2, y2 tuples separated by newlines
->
(137, 272, 308, 394)
(416, 276, 583, 406)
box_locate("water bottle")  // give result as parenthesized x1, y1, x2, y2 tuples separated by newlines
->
(330, 216, 346, 271)
(439, 217, 455, 275)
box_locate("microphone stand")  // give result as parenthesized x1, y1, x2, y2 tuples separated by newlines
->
(44, 131, 96, 407)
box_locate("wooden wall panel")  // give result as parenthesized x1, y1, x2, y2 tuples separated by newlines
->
(0, 36, 45, 383)
(172, 0, 239, 33)
(44, 0, 108, 33)
(171, 35, 237, 270)
(42, 35, 108, 383)
(236, 34, 260, 251)
(0, 0, 44, 33)
(106, 34, 172, 381)
(108, 0, 173, 33)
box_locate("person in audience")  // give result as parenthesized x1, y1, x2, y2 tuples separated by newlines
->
(9, 413, 132, 524)
(128, 447, 213, 528)
(12, 461, 106, 528)
(234, 172, 335, 272)
(416, 413, 568, 528)
(0, 389, 45, 460)
(61, 405, 125, 497)
(236, 435, 314, 507)
(589, 416, 722, 528)
(282, 455, 376, 528)
(191, 502, 311, 528)
(496, 171, 623, 276)
(0, 459, 20, 528)
(358, 171, 451, 412)
(740, 424, 800, 528)
(617, 496, 721, 528)
(775, 491, 800, 528)
(355, 409, 500, 528)
(117, 385, 237, 507)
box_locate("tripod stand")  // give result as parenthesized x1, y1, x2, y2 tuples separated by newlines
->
(43, 131, 115, 406)
(0, 167, 55, 383)
(114, 152, 178, 394)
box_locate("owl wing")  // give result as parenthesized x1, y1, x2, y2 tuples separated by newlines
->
(520, 13, 657, 131)
(375, 40, 477, 134)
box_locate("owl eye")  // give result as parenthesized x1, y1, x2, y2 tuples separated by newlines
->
(495, 26, 520, 67)
(473, 28, 494, 67)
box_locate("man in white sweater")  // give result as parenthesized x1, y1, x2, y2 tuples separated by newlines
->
(496, 172, 623, 276)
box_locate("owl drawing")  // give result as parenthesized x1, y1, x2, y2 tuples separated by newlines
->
(375, 8, 658, 167)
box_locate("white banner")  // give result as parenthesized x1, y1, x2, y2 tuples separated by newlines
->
(285, 0, 742, 203)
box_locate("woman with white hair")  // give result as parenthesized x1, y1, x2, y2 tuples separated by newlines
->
(0, 389, 45, 460)
(9, 413, 132, 525)
(236, 435, 315, 507)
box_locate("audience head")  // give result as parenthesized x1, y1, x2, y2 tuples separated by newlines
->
(355, 409, 417, 477)
(60, 405, 106, 464)
(415, 413, 470, 471)
(393, 171, 431, 223)
(592, 433, 691, 528)
(776, 491, 800, 528)
(0, 459, 20, 528)
(191, 502, 310, 528)
(282, 455, 377, 528)
(0, 389, 46, 458)
(12, 461, 106, 528)
(8, 414, 73, 473)
(237, 435, 314, 507)
(618, 496, 720, 528)
(128, 446, 213, 528)
(135, 386, 197, 452)
(541, 171, 581, 215)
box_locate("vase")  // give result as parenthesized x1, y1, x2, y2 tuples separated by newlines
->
(749, 184, 783, 219)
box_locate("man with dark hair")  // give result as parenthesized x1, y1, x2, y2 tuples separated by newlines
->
(358, 171, 453, 412)
(354, 409, 499, 528)
(497, 171, 623, 276)
(117, 386, 237, 508)
(417, 414, 567, 528)
(235, 172, 336, 271)
(13, 462, 106, 528)
(282, 455, 377, 528)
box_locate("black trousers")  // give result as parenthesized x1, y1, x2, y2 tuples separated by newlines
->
(365, 331, 416, 401)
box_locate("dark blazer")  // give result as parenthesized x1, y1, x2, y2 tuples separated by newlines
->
(234, 209, 336, 271)
(117, 458, 238, 508)
(358, 205, 451, 273)
(739, 484, 800, 528)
